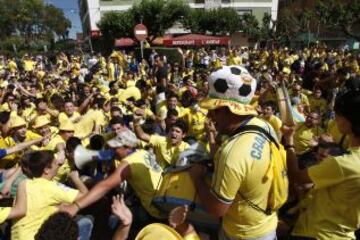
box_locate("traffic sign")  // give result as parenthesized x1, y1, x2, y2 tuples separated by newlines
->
(134, 24, 148, 41)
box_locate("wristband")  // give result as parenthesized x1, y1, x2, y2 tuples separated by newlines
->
(284, 144, 295, 150)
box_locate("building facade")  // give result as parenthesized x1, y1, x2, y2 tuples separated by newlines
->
(79, 0, 279, 40)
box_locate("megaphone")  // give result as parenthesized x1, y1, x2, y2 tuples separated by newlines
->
(74, 145, 115, 170)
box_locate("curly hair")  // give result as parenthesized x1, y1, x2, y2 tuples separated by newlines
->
(35, 212, 78, 240)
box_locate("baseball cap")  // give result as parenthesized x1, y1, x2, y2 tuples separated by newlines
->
(107, 130, 138, 148)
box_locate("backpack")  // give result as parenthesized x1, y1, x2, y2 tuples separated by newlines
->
(231, 124, 289, 215)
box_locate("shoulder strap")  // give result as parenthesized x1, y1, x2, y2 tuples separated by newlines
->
(231, 124, 280, 149)
(231, 123, 281, 216)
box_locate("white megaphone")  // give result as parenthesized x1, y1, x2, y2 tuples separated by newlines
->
(74, 145, 115, 170)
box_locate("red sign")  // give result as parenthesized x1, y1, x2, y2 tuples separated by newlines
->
(134, 24, 148, 41)
(163, 34, 229, 46)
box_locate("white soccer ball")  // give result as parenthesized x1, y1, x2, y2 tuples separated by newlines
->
(208, 65, 256, 104)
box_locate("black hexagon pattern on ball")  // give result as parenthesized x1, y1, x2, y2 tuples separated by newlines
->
(230, 67, 242, 75)
(213, 78, 228, 93)
(239, 84, 252, 96)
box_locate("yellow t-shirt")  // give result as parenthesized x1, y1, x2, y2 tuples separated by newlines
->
(42, 134, 64, 151)
(211, 117, 278, 239)
(75, 109, 106, 139)
(262, 115, 282, 139)
(294, 123, 324, 154)
(309, 97, 328, 114)
(11, 178, 79, 240)
(26, 112, 52, 126)
(149, 135, 190, 169)
(292, 147, 360, 240)
(157, 105, 186, 121)
(326, 119, 350, 149)
(58, 111, 81, 124)
(0, 131, 42, 168)
(118, 86, 141, 103)
(0, 102, 10, 112)
(121, 150, 163, 219)
(182, 108, 207, 141)
(0, 207, 11, 224)
(23, 60, 35, 72)
(8, 60, 18, 73)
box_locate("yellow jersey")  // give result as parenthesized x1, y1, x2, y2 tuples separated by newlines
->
(74, 109, 106, 139)
(294, 123, 324, 155)
(11, 178, 78, 240)
(121, 150, 163, 219)
(262, 115, 282, 139)
(211, 117, 278, 239)
(309, 97, 328, 114)
(58, 111, 81, 124)
(1, 131, 42, 168)
(293, 147, 360, 240)
(326, 119, 350, 150)
(149, 135, 189, 169)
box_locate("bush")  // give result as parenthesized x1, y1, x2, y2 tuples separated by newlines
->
(134, 47, 182, 64)
(0, 36, 51, 57)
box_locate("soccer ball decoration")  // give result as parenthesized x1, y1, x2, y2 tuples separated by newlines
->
(208, 65, 256, 104)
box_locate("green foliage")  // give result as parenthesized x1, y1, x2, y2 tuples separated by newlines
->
(315, 0, 360, 40)
(0, 0, 71, 49)
(130, 0, 190, 41)
(98, 11, 134, 40)
(97, 11, 135, 51)
(98, 0, 190, 50)
(240, 13, 260, 40)
(183, 8, 240, 35)
(0, 35, 54, 56)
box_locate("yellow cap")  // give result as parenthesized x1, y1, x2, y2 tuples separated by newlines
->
(10, 116, 27, 129)
(135, 223, 183, 240)
(33, 115, 51, 129)
(59, 120, 75, 132)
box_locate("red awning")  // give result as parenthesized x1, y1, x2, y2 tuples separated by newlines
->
(163, 34, 229, 46)
(114, 38, 136, 47)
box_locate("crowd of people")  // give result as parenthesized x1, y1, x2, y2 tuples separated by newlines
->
(0, 45, 359, 240)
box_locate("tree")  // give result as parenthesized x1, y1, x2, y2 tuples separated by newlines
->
(130, 0, 190, 42)
(0, 0, 71, 40)
(183, 8, 240, 35)
(97, 11, 135, 50)
(274, 10, 300, 45)
(43, 4, 72, 40)
(315, 0, 360, 41)
(240, 13, 261, 40)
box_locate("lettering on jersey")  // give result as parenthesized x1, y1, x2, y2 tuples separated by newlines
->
(250, 135, 266, 160)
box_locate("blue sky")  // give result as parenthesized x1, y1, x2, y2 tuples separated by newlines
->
(44, 0, 82, 39)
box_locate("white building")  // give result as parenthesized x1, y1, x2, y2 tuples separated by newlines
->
(79, 0, 279, 42)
